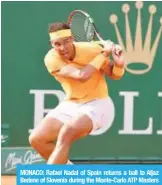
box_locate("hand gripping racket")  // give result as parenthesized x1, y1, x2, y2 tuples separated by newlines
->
(67, 10, 123, 56)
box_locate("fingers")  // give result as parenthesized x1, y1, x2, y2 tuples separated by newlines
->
(102, 40, 123, 57)
(102, 40, 114, 57)
(113, 44, 123, 56)
(103, 40, 114, 52)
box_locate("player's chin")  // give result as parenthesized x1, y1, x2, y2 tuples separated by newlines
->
(62, 53, 70, 60)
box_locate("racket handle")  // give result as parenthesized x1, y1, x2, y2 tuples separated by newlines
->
(94, 40, 123, 56)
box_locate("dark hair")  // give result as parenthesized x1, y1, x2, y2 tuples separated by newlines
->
(48, 22, 70, 33)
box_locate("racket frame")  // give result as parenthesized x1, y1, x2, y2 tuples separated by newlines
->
(67, 10, 122, 56)
(67, 10, 105, 45)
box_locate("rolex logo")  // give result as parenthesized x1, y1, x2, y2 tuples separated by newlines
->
(110, 1, 162, 75)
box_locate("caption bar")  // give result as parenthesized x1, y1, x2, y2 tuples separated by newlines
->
(17, 164, 161, 185)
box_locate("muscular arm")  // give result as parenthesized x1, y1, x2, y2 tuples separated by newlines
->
(45, 42, 112, 81)
(44, 50, 96, 81)
(103, 62, 124, 80)
(55, 53, 107, 81)
(55, 64, 97, 81)
(103, 51, 125, 80)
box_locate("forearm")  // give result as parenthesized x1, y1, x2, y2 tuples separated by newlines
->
(104, 62, 125, 80)
(110, 52, 125, 79)
(112, 62, 125, 78)
(55, 67, 82, 80)
(55, 64, 97, 81)
(89, 53, 108, 70)
(56, 53, 107, 81)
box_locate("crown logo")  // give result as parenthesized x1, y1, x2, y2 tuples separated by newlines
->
(110, 1, 162, 75)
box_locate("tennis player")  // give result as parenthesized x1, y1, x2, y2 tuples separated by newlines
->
(29, 22, 125, 164)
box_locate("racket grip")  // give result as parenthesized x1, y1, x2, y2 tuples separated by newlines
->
(95, 40, 123, 56)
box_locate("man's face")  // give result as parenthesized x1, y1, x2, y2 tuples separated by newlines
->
(51, 36, 74, 60)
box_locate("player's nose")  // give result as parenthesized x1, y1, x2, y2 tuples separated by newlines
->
(60, 45, 66, 51)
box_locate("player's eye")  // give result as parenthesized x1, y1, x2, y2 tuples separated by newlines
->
(64, 39, 69, 44)
(54, 42, 61, 47)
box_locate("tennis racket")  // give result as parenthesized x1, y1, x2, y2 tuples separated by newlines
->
(67, 10, 122, 56)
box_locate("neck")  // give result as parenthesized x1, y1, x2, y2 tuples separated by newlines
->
(69, 44, 76, 61)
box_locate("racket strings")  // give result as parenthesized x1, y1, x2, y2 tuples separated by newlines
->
(70, 13, 95, 42)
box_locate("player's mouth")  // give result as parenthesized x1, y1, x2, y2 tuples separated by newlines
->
(62, 52, 69, 58)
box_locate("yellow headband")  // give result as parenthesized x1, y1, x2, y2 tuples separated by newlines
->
(49, 29, 72, 40)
